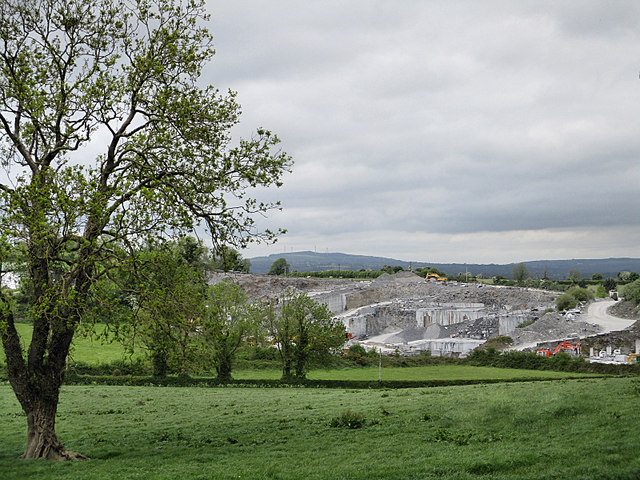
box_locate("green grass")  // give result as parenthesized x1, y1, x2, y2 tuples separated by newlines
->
(0, 323, 139, 365)
(2, 377, 639, 479)
(233, 365, 595, 381)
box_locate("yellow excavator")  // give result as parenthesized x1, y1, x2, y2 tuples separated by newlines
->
(425, 273, 447, 282)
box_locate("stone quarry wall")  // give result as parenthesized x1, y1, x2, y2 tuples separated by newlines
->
(344, 289, 388, 311)
(416, 303, 485, 327)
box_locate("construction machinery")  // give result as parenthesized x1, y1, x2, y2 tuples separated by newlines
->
(626, 353, 640, 364)
(536, 341, 581, 357)
(425, 273, 448, 282)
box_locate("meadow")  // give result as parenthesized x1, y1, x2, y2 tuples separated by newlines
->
(1, 324, 637, 478)
(235, 365, 592, 381)
(0, 323, 136, 366)
(2, 376, 639, 480)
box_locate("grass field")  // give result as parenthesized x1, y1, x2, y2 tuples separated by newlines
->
(0, 323, 139, 366)
(2, 377, 639, 479)
(234, 365, 595, 381)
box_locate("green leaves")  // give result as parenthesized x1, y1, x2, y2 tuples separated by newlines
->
(264, 289, 347, 380)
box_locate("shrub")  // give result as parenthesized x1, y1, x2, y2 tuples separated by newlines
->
(556, 293, 578, 311)
(347, 344, 367, 357)
(517, 319, 536, 328)
(249, 345, 279, 361)
(66, 359, 149, 376)
(481, 336, 513, 350)
(621, 279, 640, 305)
(329, 411, 366, 429)
(344, 344, 370, 366)
(566, 287, 594, 303)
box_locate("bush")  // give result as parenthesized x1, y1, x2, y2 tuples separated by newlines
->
(517, 319, 536, 328)
(347, 344, 367, 356)
(344, 344, 370, 366)
(329, 411, 366, 429)
(556, 293, 578, 311)
(621, 279, 640, 305)
(248, 345, 279, 361)
(66, 359, 150, 376)
(566, 287, 594, 303)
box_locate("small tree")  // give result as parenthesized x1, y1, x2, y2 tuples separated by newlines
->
(265, 289, 345, 380)
(618, 271, 631, 281)
(512, 263, 530, 284)
(603, 278, 617, 292)
(268, 258, 291, 275)
(381, 265, 404, 274)
(567, 270, 581, 283)
(211, 246, 251, 273)
(199, 280, 252, 382)
(133, 240, 208, 376)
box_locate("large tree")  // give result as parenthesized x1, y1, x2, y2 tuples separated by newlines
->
(0, 0, 291, 460)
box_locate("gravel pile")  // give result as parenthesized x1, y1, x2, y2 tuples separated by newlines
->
(510, 312, 600, 346)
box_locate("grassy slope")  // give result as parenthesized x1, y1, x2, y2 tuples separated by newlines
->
(1, 378, 639, 479)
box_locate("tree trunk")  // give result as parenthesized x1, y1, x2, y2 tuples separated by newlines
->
(295, 332, 308, 379)
(216, 357, 232, 383)
(152, 350, 168, 378)
(281, 362, 293, 381)
(22, 402, 87, 461)
(294, 345, 307, 379)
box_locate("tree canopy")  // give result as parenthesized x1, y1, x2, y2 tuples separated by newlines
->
(268, 257, 291, 275)
(512, 263, 530, 283)
(0, 0, 291, 460)
(262, 289, 346, 380)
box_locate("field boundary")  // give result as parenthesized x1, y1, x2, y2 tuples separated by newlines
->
(53, 373, 611, 389)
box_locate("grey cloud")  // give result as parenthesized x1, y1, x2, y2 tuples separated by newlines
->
(204, 0, 639, 262)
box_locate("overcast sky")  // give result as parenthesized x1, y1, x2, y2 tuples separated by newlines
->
(204, 0, 640, 264)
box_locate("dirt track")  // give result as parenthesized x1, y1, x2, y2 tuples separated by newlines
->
(586, 299, 636, 332)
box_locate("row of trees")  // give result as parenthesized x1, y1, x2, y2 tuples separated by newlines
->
(51, 238, 345, 382)
(274, 258, 635, 289)
(279, 262, 448, 279)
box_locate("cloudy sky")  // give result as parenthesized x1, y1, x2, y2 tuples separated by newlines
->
(204, 0, 640, 264)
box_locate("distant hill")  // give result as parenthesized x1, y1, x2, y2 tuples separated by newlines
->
(248, 251, 640, 280)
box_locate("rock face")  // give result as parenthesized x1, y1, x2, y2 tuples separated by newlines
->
(211, 271, 561, 357)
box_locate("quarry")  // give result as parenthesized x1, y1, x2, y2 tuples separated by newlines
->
(211, 271, 636, 358)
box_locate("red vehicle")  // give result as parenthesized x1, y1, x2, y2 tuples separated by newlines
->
(536, 341, 581, 357)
